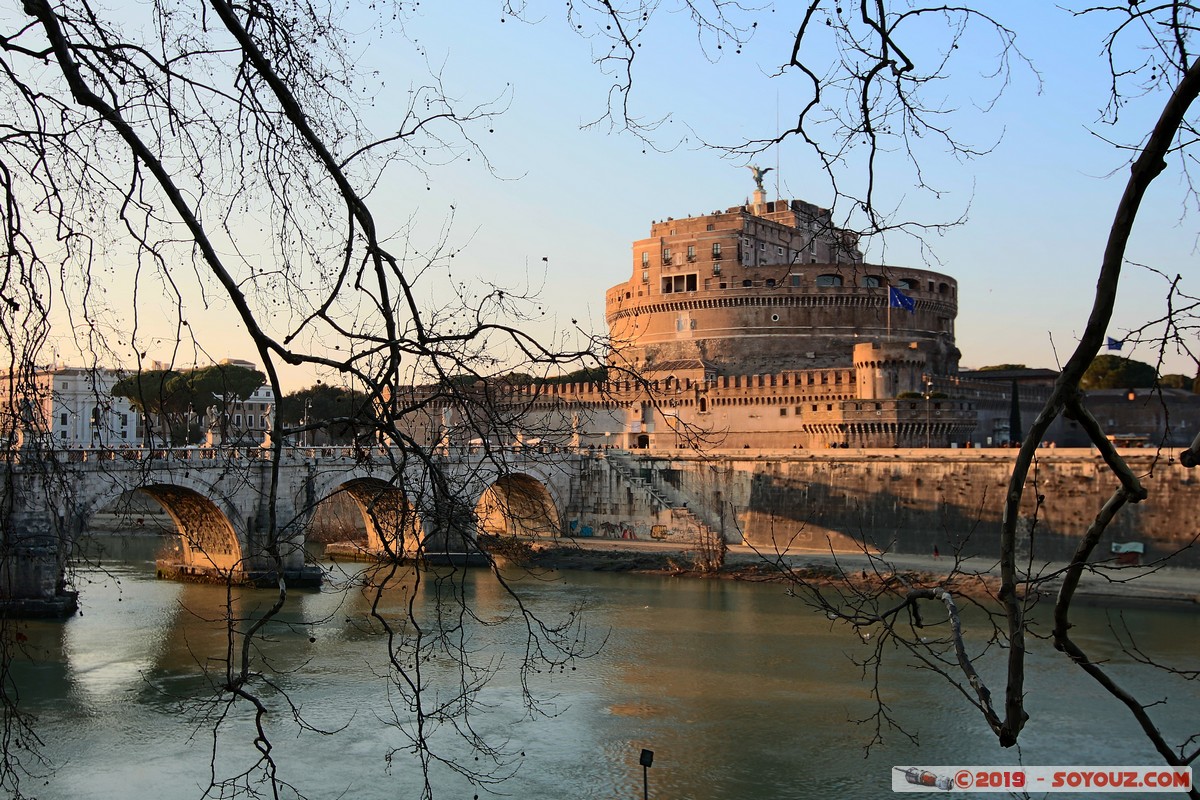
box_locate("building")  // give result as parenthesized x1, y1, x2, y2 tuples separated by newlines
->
(0, 365, 141, 447)
(392, 184, 1196, 451)
(212, 359, 275, 445)
(385, 186, 989, 449)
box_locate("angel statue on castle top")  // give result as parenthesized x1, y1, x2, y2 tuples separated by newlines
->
(746, 164, 772, 192)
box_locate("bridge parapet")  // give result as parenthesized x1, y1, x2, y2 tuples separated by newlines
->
(2, 445, 586, 614)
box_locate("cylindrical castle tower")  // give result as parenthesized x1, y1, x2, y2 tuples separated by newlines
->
(853, 341, 929, 400)
(604, 197, 959, 381)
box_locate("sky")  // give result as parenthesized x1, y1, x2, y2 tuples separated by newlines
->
(40, 2, 1200, 389)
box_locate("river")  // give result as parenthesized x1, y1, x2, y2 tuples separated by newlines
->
(8, 535, 1198, 799)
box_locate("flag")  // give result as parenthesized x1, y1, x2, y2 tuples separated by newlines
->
(889, 286, 915, 313)
(1106, 337, 1123, 351)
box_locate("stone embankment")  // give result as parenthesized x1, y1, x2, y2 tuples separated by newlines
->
(521, 538, 1200, 609)
(572, 448, 1200, 570)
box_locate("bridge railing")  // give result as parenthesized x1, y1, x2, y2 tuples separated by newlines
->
(4, 442, 604, 465)
(6, 445, 381, 464)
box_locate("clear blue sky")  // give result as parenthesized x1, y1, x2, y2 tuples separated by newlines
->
(47, 3, 1199, 388)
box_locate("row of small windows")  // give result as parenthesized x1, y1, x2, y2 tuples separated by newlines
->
(641, 266, 949, 295)
(647, 243, 724, 266)
(59, 410, 130, 427)
(814, 275, 951, 294)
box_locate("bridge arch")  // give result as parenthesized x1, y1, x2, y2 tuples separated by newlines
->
(77, 475, 246, 575)
(325, 478, 423, 557)
(474, 473, 562, 539)
(122, 485, 243, 574)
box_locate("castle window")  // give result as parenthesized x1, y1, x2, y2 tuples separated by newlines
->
(766, 279, 776, 288)
(699, 397, 708, 413)
(791, 274, 801, 287)
(939, 282, 950, 295)
(759, 242, 766, 250)
(777, 247, 785, 255)
(687, 245, 696, 261)
(815, 274, 842, 287)
(779, 408, 788, 417)
(662, 248, 672, 264)
(712, 242, 722, 258)
(663, 274, 697, 294)
(706, 223, 714, 231)
(742, 279, 752, 287)
(862, 275, 883, 288)
(642, 252, 649, 267)
(712, 263, 721, 275)
(897, 278, 917, 290)
(642, 270, 649, 283)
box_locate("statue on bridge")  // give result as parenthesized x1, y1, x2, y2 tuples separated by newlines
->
(204, 404, 223, 448)
(17, 397, 36, 453)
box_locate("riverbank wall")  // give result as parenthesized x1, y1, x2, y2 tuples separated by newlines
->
(568, 448, 1200, 568)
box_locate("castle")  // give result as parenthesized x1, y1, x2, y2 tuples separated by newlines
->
(397, 181, 1063, 451)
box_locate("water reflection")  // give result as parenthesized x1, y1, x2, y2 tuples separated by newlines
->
(8, 535, 1199, 799)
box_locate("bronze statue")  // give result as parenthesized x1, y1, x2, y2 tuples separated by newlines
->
(746, 164, 773, 192)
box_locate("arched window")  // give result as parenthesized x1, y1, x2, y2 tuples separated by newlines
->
(862, 275, 883, 288)
(815, 274, 843, 287)
(897, 278, 917, 290)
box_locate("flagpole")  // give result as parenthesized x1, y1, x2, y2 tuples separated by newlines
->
(887, 287, 892, 340)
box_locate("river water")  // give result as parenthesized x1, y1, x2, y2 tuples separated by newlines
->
(9, 535, 1198, 799)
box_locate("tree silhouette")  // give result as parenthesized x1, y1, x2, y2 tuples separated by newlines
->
(1, 2, 598, 797)
(1081, 355, 1158, 390)
(572, 1, 1200, 788)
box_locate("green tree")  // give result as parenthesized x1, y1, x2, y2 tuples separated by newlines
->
(172, 364, 265, 409)
(111, 368, 190, 444)
(1159, 373, 1192, 390)
(1080, 355, 1157, 390)
(2, 2, 593, 796)
(279, 383, 370, 444)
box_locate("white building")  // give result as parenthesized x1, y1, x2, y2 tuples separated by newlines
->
(0, 365, 141, 447)
(218, 381, 275, 445)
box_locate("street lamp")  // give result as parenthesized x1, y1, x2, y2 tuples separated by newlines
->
(303, 398, 312, 448)
(923, 378, 934, 449)
(639, 749, 654, 800)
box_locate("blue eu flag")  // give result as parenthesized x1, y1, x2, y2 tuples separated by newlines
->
(889, 286, 916, 313)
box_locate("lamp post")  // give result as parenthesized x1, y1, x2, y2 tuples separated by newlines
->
(923, 378, 933, 449)
(639, 749, 654, 800)
(303, 398, 312, 448)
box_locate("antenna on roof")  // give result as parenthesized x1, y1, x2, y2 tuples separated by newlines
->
(775, 89, 781, 199)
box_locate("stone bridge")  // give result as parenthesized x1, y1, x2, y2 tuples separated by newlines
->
(1, 444, 580, 616)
